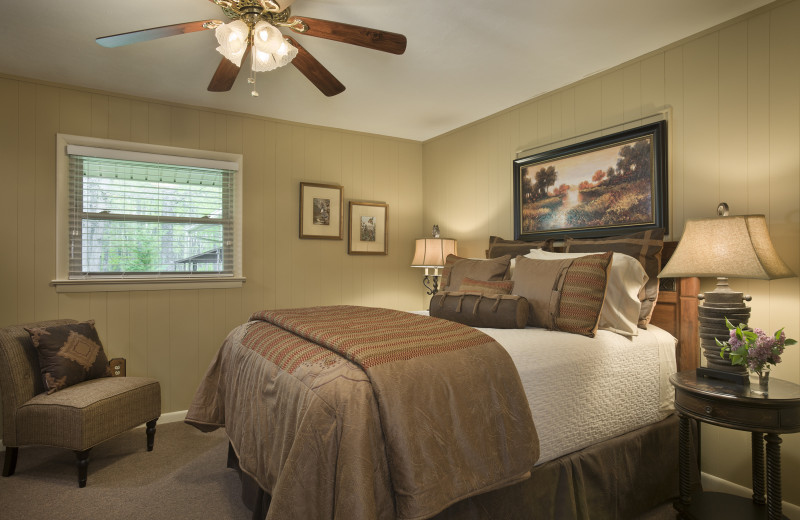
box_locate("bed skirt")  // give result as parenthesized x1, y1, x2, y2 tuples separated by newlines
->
(228, 414, 695, 520)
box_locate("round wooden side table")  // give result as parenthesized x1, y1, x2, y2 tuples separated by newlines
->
(670, 370, 800, 520)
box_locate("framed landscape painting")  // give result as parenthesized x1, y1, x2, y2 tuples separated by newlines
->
(348, 201, 388, 255)
(513, 121, 667, 241)
(299, 182, 343, 239)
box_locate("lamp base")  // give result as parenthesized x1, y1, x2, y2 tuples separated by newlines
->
(696, 280, 751, 385)
(422, 275, 440, 296)
(696, 366, 749, 385)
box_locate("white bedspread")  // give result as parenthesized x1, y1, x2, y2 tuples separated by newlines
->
(413, 311, 677, 464)
(477, 325, 677, 464)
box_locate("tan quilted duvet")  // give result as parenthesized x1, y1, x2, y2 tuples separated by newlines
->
(186, 306, 538, 520)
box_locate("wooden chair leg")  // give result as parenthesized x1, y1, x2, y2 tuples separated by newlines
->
(75, 448, 91, 488)
(3, 447, 18, 477)
(146, 418, 157, 451)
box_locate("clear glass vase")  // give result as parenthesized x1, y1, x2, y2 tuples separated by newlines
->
(749, 367, 770, 396)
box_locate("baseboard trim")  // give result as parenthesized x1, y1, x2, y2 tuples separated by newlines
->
(135, 409, 187, 427)
(701, 471, 800, 516)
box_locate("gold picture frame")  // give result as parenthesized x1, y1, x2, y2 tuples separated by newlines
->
(348, 201, 388, 255)
(299, 182, 344, 239)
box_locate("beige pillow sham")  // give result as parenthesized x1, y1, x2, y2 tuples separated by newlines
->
(525, 249, 648, 337)
(512, 252, 613, 337)
(440, 254, 512, 291)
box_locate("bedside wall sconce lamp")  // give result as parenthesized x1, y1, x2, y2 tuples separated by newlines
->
(411, 225, 457, 295)
(658, 203, 795, 383)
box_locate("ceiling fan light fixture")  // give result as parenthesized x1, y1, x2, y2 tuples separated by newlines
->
(252, 49, 274, 71)
(253, 21, 280, 53)
(95, 3, 405, 98)
(251, 21, 297, 72)
(276, 41, 290, 56)
(215, 19, 249, 66)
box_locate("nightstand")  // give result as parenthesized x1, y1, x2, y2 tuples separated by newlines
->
(670, 371, 800, 520)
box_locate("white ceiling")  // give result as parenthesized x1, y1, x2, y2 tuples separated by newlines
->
(0, 0, 773, 141)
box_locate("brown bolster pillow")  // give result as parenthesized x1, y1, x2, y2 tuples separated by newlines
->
(429, 292, 529, 329)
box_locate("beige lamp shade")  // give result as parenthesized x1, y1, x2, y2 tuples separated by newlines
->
(410, 238, 458, 268)
(658, 215, 794, 280)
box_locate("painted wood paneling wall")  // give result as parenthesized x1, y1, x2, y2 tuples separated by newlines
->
(422, 0, 800, 506)
(0, 78, 425, 428)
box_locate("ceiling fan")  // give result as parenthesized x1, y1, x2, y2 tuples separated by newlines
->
(96, 0, 407, 97)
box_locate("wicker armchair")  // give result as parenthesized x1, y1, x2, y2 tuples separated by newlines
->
(0, 319, 161, 487)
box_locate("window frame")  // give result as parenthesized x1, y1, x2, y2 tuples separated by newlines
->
(53, 134, 245, 292)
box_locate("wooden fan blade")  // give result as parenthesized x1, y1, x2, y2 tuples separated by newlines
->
(97, 20, 220, 48)
(286, 37, 345, 97)
(208, 47, 250, 92)
(287, 17, 406, 55)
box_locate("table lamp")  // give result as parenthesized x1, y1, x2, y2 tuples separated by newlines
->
(410, 225, 457, 295)
(658, 204, 795, 383)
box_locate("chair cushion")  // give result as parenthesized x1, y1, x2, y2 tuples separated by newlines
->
(15, 376, 161, 451)
(24, 320, 110, 394)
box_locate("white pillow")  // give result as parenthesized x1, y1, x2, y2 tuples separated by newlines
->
(524, 249, 648, 337)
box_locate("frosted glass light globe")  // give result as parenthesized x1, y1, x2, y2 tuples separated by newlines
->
(215, 20, 249, 67)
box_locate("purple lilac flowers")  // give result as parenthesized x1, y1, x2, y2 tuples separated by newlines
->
(717, 319, 796, 374)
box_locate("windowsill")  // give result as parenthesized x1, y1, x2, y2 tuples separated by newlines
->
(51, 276, 246, 293)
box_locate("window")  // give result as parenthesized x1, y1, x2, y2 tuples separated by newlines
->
(55, 135, 243, 291)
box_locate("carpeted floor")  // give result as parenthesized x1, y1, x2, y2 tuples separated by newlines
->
(0, 421, 251, 520)
(0, 421, 676, 519)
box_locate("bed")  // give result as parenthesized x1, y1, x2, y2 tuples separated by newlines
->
(185, 238, 700, 520)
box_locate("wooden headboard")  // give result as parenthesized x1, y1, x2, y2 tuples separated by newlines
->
(649, 241, 699, 372)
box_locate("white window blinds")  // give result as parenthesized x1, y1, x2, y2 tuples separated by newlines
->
(66, 147, 237, 279)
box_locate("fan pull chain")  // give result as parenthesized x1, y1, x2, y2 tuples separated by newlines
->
(248, 43, 259, 97)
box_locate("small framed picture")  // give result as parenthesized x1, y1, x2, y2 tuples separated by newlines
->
(299, 182, 343, 239)
(348, 202, 388, 255)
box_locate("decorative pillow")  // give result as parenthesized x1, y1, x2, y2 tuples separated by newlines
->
(440, 254, 512, 291)
(458, 277, 514, 295)
(487, 236, 552, 259)
(525, 249, 647, 337)
(25, 320, 110, 394)
(564, 229, 664, 328)
(430, 292, 529, 329)
(512, 252, 613, 337)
